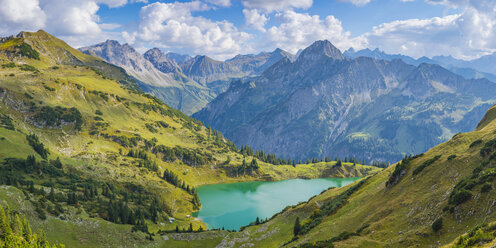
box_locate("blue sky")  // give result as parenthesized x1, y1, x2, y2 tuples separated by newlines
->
(1, 0, 495, 60)
(97, 0, 453, 35)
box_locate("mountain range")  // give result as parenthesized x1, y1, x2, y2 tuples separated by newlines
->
(80, 41, 294, 115)
(345, 47, 496, 83)
(194, 40, 496, 162)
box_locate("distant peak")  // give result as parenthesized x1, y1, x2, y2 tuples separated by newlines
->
(144, 47, 163, 56)
(103, 39, 121, 46)
(17, 29, 53, 39)
(298, 40, 344, 61)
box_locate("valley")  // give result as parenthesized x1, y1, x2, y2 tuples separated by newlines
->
(0, 30, 378, 247)
(1, 1, 496, 247)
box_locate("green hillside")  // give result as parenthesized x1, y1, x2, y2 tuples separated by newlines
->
(203, 104, 496, 247)
(0, 30, 379, 247)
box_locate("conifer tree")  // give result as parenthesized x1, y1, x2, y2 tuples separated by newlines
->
(0, 206, 12, 238)
(293, 217, 300, 236)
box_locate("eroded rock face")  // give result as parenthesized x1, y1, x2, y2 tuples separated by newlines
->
(194, 40, 496, 162)
(144, 48, 181, 74)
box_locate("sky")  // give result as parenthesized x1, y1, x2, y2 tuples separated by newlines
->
(0, 0, 495, 61)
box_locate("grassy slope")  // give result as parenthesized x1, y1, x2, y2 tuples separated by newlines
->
(0, 30, 379, 247)
(212, 104, 496, 248)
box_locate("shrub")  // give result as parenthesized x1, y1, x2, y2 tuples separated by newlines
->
(1, 62, 15, 68)
(451, 189, 472, 205)
(481, 183, 492, 193)
(16, 43, 40, 60)
(386, 154, 423, 187)
(19, 64, 38, 72)
(95, 110, 103, 115)
(44, 85, 56, 92)
(432, 217, 443, 232)
(480, 139, 496, 157)
(470, 139, 483, 148)
(412, 155, 441, 176)
(26, 134, 49, 159)
(33, 106, 83, 131)
(447, 155, 457, 161)
(0, 114, 15, 130)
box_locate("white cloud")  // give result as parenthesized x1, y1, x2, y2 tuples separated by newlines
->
(264, 11, 366, 54)
(0, 0, 145, 48)
(363, 0, 496, 59)
(96, 0, 127, 8)
(243, 9, 268, 31)
(39, 0, 102, 35)
(100, 23, 122, 30)
(129, 1, 251, 59)
(0, 0, 46, 35)
(205, 0, 231, 7)
(338, 0, 371, 6)
(241, 0, 313, 12)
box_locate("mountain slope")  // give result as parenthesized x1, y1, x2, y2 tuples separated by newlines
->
(0, 31, 378, 247)
(80, 40, 214, 115)
(194, 40, 496, 162)
(207, 103, 496, 247)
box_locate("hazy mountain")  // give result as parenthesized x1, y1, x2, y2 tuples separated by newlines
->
(434, 53, 496, 75)
(180, 55, 243, 85)
(344, 47, 436, 66)
(194, 40, 496, 162)
(346, 48, 496, 82)
(180, 48, 294, 83)
(165, 52, 193, 64)
(226, 48, 296, 75)
(80, 40, 213, 114)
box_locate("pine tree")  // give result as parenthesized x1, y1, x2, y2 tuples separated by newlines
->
(48, 187, 55, 201)
(53, 157, 63, 169)
(0, 206, 12, 239)
(11, 213, 22, 236)
(293, 217, 300, 236)
(188, 223, 193, 232)
(22, 215, 31, 241)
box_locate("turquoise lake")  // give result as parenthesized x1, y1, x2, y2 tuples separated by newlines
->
(193, 177, 360, 230)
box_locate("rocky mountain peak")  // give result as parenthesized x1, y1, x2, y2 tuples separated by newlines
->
(297, 40, 344, 62)
(144, 48, 180, 74)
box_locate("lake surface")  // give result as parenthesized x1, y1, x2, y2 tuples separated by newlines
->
(193, 177, 359, 230)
